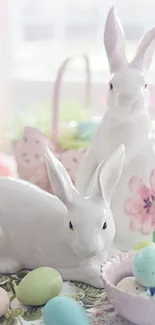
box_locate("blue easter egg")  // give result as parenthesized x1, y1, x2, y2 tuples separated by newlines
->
(77, 120, 99, 141)
(43, 296, 89, 325)
(133, 246, 155, 287)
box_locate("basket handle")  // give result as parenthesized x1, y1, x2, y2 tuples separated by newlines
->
(51, 55, 91, 148)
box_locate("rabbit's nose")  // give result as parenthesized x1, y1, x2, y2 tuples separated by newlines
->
(88, 246, 97, 255)
(81, 245, 97, 257)
(86, 250, 97, 258)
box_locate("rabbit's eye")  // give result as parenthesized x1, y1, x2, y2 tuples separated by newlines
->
(144, 83, 147, 88)
(102, 222, 107, 230)
(109, 82, 113, 90)
(69, 221, 74, 230)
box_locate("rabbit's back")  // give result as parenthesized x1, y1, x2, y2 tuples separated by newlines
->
(0, 177, 68, 269)
(0, 177, 64, 221)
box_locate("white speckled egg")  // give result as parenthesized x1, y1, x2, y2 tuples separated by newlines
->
(117, 276, 147, 295)
(0, 287, 9, 316)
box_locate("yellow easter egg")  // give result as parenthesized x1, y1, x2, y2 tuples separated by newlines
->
(134, 241, 155, 251)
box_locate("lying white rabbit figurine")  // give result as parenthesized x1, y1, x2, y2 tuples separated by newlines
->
(0, 145, 124, 288)
(76, 7, 155, 251)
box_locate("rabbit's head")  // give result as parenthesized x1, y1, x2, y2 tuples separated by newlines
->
(104, 7, 155, 121)
(45, 145, 125, 259)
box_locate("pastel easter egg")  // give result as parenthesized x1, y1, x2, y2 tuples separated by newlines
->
(16, 267, 63, 306)
(134, 241, 155, 251)
(0, 287, 10, 316)
(77, 120, 99, 141)
(133, 246, 155, 287)
(43, 296, 89, 325)
(117, 276, 147, 295)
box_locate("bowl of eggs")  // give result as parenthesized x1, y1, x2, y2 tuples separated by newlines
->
(101, 246, 155, 325)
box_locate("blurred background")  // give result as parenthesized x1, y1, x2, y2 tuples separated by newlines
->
(1, 0, 155, 152)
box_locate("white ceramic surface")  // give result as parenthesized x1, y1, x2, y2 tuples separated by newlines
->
(76, 6, 155, 251)
(0, 145, 124, 288)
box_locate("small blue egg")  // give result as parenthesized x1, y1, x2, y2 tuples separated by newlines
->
(43, 296, 89, 325)
(133, 246, 155, 287)
(77, 121, 99, 141)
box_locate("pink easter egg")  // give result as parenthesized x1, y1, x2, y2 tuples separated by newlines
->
(0, 161, 11, 176)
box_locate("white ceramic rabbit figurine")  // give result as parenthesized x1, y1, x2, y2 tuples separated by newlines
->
(76, 7, 155, 251)
(0, 145, 124, 288)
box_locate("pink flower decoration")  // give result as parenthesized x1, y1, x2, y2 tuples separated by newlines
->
(124, 171, 155, 235)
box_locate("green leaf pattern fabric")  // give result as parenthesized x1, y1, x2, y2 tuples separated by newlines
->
(0, 271, 133, 325)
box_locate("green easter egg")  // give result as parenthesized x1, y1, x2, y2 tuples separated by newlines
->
(134, 241, 155, 251)
(16, 267, 63, 306)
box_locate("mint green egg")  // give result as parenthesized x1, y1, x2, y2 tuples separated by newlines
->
(133, 246, 155, 287)
(43, 296, 89, 325)
(16, 267, 63, 306)
(77, 121, 99, 141)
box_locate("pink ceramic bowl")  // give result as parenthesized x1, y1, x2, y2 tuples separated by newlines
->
(101, 251, 155, 325)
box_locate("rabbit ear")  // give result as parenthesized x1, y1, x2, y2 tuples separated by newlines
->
(104, 6, 127, 73)
(45, 147, 77, 208)
(90, 145, 125, 204)
(130, 28, 155, 71)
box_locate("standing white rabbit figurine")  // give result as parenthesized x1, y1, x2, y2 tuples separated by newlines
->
(76, 7, 155, 251)
(0, 146, 124, 288)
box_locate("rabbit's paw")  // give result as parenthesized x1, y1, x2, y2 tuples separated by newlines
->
(0, 258, 21, 274)
(87, 264, 104, 288)
(57, 263, 104, 288)
(74, 263, 104, 288)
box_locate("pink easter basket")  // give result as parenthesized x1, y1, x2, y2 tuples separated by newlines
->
(13, 55, 91, 192)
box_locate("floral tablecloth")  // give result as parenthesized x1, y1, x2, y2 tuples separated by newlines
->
(0, 270, 133, 325)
